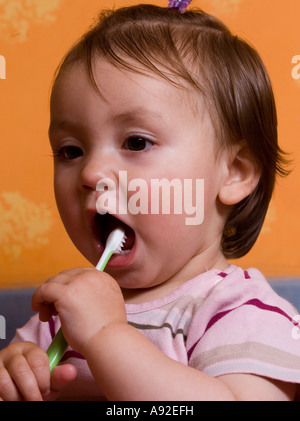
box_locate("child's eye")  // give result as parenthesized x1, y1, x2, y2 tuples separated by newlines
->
(53, 145, 83, 161)
(123, 136, 153, 152)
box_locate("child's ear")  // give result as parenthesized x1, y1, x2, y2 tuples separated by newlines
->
(218, 144, 260, 206)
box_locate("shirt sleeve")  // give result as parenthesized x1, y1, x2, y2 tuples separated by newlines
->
(186, 267, 300, 386)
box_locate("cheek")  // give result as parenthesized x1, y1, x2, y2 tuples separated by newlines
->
(54, 182, 68, 218)
(136, 212, 195, 252)
(136, 170, 221, 247)
(126, 169, 211, 233)
(54, 175, 78, 230)
(54, 168, 76, 206)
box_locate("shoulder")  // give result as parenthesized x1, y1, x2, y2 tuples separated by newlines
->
(202, 265, 298, 317)
(188, 264, 299, 343)
(187, 265, 300, 386)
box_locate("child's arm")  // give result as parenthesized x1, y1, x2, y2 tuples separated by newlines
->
(0, 341, 76, 400)
(84, 322, 295, 401)
(32, 268, 296, 401)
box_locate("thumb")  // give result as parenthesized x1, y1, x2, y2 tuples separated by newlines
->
(43, 364, 77, 400)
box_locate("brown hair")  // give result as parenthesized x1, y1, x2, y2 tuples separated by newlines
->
(54, 4, 289, 258)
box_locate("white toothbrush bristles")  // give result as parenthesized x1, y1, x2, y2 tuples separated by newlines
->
(114, 233, 127, 255)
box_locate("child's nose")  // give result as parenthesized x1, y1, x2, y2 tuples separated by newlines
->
(79, 152, 118, 193)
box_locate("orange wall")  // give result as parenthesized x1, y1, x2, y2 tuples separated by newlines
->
(0, 0, 299, 288)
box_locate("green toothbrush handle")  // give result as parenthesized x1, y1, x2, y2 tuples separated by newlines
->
(46, 250, 113, 371)
(47, 328, 68, 372)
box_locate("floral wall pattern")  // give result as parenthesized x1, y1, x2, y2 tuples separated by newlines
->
(0, 0, 62, 43)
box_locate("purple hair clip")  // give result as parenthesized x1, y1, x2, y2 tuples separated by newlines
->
(168, 0, 192, 12)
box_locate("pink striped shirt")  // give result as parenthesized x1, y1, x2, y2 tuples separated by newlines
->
(12, 265, 300, 400)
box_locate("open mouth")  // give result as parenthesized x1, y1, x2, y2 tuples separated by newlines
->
(94, 212, 136, 255)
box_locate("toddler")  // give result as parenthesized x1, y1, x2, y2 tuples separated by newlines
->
(1, 4, 300, 401)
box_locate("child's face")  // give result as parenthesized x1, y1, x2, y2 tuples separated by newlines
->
(49, 59, 229, 297)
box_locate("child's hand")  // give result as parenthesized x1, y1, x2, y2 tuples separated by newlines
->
(0, 341, 76, 400)
(31, 268, 127, 355)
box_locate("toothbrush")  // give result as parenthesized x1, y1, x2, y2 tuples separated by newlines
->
(95, 227, 126, 271)
(46, 227, 126, 372)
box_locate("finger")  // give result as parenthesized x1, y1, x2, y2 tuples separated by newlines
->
(51, 364, 77, 391)
(31, 282, 65, 315)
(0, 366, 23, 401)
(25, 347, 50, 397)
(6, 354, 43, 401)
(42, 364, 77, 400)
(43, 268, 91, 285)
(37, 302, 57, 322)
(58, 267, 93, 277)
